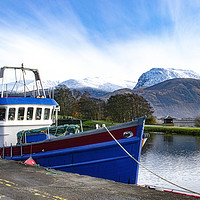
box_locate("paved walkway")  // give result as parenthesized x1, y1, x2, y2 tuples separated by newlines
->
(0, 159, 198, 200)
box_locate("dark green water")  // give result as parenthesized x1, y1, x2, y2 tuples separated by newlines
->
(138, 134, 200, 194)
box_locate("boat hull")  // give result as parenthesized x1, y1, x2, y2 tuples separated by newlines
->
(0, 117, 145, 184)
(38, 137, 140, 184)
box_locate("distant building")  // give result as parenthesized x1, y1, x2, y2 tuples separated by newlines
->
(156, 116, 196, 127)
(163, 116, 174, 126)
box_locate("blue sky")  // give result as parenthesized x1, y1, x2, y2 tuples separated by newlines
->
(0, 0, 200, 82)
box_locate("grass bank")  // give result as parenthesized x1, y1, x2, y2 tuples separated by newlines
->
(144, 125, 200, 136)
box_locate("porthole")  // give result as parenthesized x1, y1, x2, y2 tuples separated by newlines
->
(123, 131, 133, 138)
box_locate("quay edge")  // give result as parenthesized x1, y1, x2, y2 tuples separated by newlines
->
(0, 159, 198, 200)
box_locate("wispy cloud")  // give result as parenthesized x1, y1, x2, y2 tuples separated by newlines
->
(0, 0, 200, 83)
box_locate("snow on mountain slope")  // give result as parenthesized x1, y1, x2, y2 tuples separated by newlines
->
(134, 68, 200, 89)
(4, 77, 136, 93)
(60, 77, 136, 92)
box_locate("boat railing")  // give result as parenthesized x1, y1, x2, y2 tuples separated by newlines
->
(0, 86, 54, 99)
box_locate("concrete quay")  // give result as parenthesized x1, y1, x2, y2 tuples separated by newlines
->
(0, 159, 198, 200)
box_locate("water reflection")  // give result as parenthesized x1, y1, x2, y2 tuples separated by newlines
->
(138, 133, 200, 193)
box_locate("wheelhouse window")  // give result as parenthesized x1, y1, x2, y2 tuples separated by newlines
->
(18, 107, 25, 120)
(0, 108, 6, 121)
(44, 108, 50, 120)
(35, 108, 42, 120)
(8, 108, 15, 120)
(27, 107, 33, 120)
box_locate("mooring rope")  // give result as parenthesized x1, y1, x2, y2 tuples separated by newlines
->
(104, 126, 200, 196)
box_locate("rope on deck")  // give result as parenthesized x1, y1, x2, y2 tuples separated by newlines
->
(104, 126, 200, 196)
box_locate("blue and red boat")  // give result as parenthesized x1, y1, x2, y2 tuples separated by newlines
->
(0, 65, 146, 184)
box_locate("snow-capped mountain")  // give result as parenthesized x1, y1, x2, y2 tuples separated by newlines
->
(134, 68, 200, 89)
(4, 77, 136, 93)
(60, 77, 136, 92)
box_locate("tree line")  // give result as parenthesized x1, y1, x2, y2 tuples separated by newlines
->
(54, 85, 154, 123)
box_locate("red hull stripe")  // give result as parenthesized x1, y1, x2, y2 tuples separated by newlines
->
(1, 126, 137, 157)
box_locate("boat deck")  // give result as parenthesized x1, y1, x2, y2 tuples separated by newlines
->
(0, 159, 197, 200)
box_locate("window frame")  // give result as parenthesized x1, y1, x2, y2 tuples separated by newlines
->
(35, 108, 42, 120)
(27, 107, 34, 120)
(44, 108, 50, 120)
(18, 107, 25, 120)
(8, 107, 16, 121)
(0, 107, 6, 121)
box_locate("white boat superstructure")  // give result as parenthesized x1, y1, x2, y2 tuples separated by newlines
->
(0, 65, 59, 147)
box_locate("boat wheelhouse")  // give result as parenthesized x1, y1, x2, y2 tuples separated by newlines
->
(0, 65, 59, 147)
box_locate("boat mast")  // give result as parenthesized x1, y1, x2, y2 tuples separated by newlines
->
(0, 64, 46, 98)
(21, 63, 26, 97)
(0, 67, 5, 98)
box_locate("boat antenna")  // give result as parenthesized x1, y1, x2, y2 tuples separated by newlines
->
(0, 67, 5, 97)
(21, 63, 27, 97)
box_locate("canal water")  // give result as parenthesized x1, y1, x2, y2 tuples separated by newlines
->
(138, 133, 200, 194)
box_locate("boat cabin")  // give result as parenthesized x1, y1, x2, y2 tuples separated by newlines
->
(0, 99, 55, 122)
(0, 65, 59, 147)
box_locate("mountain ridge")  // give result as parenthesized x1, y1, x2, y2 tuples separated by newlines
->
(134, 68, 200, 89)
(4, 68, 200, 95)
